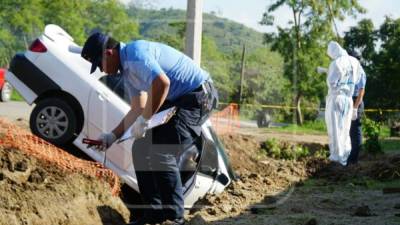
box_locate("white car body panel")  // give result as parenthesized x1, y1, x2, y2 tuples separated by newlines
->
(5, 71, 37, 104)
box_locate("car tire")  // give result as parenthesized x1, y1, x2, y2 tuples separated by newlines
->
(0, 82, 13, 102)
(30, 98, 77, 146)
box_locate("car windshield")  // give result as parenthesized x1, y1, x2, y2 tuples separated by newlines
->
(208, 127, 236, 180)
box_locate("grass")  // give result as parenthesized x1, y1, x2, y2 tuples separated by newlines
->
(381, 139, 400, 153)
(379, 124, 400, 152)
(267, 121, 399, 153)
(11, 90, 23, 101)
(347, 177, 400, 190)
(380, 125, 390, 138)
(302, 177, 400, 191)
(268, 120, 327, 135)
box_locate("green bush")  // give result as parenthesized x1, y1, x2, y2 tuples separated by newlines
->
(11, 90, 23, 101)
(262, 138, 310, 160)
(295, 146, 310, 159)
(363, 117, 383, 155)
(263, 138, 281, 159)
(313, 149, 329, 159)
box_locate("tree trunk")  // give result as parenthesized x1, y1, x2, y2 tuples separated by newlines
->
(295, 93, 303, 125)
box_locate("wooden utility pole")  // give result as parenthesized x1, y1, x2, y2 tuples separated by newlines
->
(185, 0, 203, 65)
(239, 44, 246, 104)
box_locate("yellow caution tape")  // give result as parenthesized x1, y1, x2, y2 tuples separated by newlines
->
(218, 102, 400, 112)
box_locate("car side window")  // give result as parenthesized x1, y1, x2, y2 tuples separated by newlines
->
(99, 74, 130, 103)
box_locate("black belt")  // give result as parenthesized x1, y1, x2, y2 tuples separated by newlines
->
(193, 80, 212, 93)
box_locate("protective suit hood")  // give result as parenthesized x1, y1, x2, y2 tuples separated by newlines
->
(327, 41, 347, 59)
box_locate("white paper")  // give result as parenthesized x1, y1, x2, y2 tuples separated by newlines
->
(117, 107, 177, 143)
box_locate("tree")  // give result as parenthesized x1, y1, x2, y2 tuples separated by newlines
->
(201, 36, 232, 102)
(261, 0, 365, 125)
(343, 19, 377, 67)
(0, 21, 15, 66)
(86, 0, 140, 43)
(41, 0, 92, 44)
(0, 0, 44, 65)
(0, 0, 140, 65)
(344, 17, 400, 111)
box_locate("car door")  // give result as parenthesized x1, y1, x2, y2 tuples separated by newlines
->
(182, 125, 233, 207)
(87, 81, 134, 172)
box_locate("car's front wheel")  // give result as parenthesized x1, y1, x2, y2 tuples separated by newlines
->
(30, 98, 77, 146)
(0, 82, 13, 102)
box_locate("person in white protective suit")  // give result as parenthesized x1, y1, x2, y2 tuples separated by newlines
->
(325, 41, 362, 166)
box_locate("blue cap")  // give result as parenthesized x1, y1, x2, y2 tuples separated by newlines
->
(81, 32, 109, 74)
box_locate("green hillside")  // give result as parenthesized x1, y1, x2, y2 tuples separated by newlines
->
(126, 6, 285, 106)
(127, 7, 265, 54)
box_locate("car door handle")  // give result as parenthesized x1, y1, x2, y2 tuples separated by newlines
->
(96, 91, 108, 101)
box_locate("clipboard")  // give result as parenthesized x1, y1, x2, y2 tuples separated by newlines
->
(117, 106, 177, 143)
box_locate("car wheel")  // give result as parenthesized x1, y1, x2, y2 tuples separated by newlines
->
(30, 98, 77, 146)
(0, 82, 13, 102)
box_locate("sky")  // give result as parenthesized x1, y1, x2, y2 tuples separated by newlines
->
(125, 0, 400, 36)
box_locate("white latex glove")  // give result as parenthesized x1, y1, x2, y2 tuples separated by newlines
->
(96, 132, 116, 151)
(132, 115, 150, 139)
(317, 66, 328, 74)
(351, 108, 358, 121)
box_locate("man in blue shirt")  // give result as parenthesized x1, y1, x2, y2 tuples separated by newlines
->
(81, 33, 218, 225)
(347, 51, 367, 165)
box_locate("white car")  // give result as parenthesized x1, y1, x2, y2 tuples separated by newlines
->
(6, 24, 234, 208)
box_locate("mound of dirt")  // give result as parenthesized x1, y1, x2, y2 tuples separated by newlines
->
(312, 154, 400, 182)
(368, 154, 400, 180)
(187, 134, 314, 222)
(218, 134, 264, 173)
(187, 133, 400, 224)
(0, 146, 129, 225)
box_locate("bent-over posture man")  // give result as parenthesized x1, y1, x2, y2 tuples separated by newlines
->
(81, 33, 218, 225)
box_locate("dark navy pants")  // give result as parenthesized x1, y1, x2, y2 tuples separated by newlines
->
(347, 99, 364, 165)
(131, 81, 217, 221)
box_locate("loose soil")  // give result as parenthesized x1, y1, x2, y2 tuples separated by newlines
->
(1, 120, 399, 225)
(239, 127, 329, 145)
(186, 133, 400, 225)
(0, 146, 129, 225)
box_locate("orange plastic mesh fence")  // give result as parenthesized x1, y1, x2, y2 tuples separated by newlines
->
(0, 118, 120, 196)
(211, 103, 240, 134)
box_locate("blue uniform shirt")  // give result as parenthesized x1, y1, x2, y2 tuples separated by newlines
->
(119, 40, 209, 101)
(353, 69, 366, 97)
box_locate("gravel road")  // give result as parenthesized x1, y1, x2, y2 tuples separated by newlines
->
(0, 101, 33, 122)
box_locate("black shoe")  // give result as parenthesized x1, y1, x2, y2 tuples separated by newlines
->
(126, 216, 165, 225)
(126, 217, 146, 225)
(162, 218, 185, 225)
